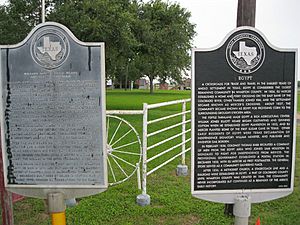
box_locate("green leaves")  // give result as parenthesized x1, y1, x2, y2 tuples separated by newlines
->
(0, 0, 195, 93)
(49, 0, 141, 84)
(134, 0, 196, 92)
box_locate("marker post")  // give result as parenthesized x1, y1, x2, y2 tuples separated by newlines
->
(48, 193, 66, 225)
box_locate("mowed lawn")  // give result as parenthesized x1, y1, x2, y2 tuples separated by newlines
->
(7, 90, 300, 225)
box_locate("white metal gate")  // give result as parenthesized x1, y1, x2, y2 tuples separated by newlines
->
(139, 99, 191, 200)
(107, 99, 191, 205)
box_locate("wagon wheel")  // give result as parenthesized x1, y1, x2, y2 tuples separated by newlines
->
(106, 115, 142, 186)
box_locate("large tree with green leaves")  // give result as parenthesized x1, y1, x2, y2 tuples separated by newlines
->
(0, 0, 59, 44)
(0, 0, 195, 93)
(134, 0, 195, 93)
(48, 0, 141, 87)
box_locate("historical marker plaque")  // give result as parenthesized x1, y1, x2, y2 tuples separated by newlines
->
(191, 27, 297, 203)
(0, 22, 107, 198)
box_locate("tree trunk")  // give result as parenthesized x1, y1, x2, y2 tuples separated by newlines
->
(112, 77, 115, 89)
(125, 75, 128, 91)
(237, 0, 256, 27)
(149, 76, 154, 94)
(125, 63, 129, 91)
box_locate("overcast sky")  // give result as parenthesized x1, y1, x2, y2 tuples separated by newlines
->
(173, 0, 299, 48)
(171, 0, 300, 78)
(1, 0, 299, 78)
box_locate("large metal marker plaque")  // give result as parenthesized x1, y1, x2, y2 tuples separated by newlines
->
(191, 27, 297, 203)
(0, 22, 107, 198)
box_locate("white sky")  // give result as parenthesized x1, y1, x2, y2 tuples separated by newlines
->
(1, 0, 299, 78)
(172, 0, 299, 47)
(172, 0, 300, 78)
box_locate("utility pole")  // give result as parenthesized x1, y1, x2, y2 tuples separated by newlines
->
(237, 0, 256, 27)
(224, 0, 256, 217)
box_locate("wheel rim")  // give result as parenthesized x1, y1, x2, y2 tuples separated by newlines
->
(106, 115, 142, 186)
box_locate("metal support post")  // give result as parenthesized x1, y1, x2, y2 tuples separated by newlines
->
(136, 163, 141, 190)
(0, 189, 13, 225)
(42, 0, 45, 23)
(177, 101, 188, 176)
(136, 103, 150, 206)
(141, 103, 148, 195)
(225, 0, 256, 217)
(233, 195, 251, 225)
(0, 137, 14, 225)
(48, 192, 66, 225)
(181, 101, 186, 165)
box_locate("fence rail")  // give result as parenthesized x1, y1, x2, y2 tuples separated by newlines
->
(106, 110, 143, 115)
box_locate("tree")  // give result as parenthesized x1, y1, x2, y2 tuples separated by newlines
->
(48, 0, 140, 87)
(134, 0, 195, 93)
(0, 0, 196, 93)
(0, 0, 60, 44)
(0, 2, 34, 44)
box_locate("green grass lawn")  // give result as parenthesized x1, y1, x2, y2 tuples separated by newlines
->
(8, 89, 300, 225)
(106, 89, 191, 110)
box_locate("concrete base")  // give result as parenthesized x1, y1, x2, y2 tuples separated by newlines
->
(65, 198, 77, 207)
(176, 164, 188, 176)
(48, 193, 66, 213)
(136, 194, 150, 206)
(233, 195, 251, 225)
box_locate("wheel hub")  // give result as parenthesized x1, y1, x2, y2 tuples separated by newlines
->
(107, 144, 113, 154)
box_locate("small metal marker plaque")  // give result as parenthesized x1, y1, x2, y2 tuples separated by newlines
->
(0, 22, 107, 198)
(191, 27, 297, 203)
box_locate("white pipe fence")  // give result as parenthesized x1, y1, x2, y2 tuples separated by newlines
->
(107, 98, 192, 203)
(140, 99, 191, 196)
